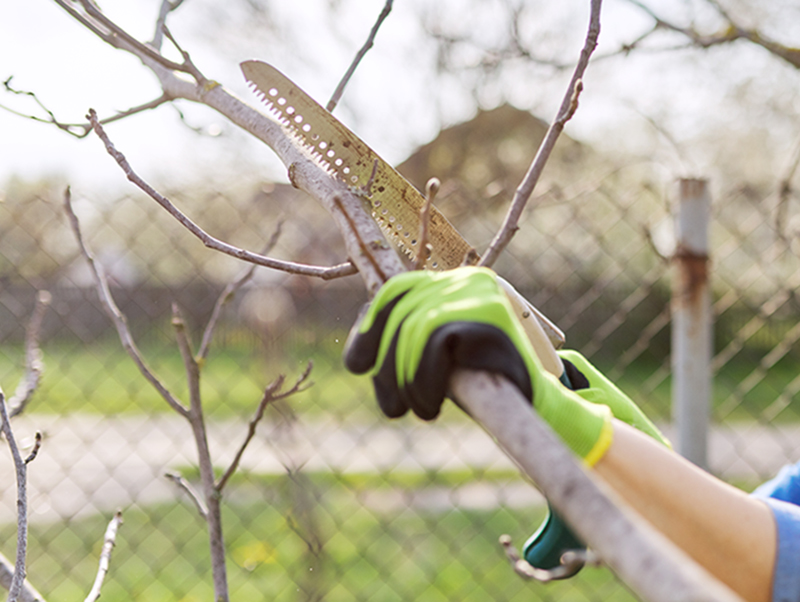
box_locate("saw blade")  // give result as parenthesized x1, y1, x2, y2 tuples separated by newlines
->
(241, 60, 474, 270)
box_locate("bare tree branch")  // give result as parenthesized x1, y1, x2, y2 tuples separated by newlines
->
(83, 511, 123, 602)
(23, 433, 42, 466)
(776, 135, 800, 238)
(0, 77, 173, 138)
(85, 109, 357, 280)
(327, 0, 393, 112)
(197, 225, 283, 362)
(170, 304, 230, 601)
(626, 0, 800, 70)
(55, 0, 204, 80)
(8, 291, 50, 419)
(425, 3, 575, 73)
(165, 472, 208, 520)
(0, 551, 44, 602)
(49, 0, 401, 296)
(152, 0, 185, 50)
(413, 178, 439, 271)
(64, 186, 191, 418)
(216, 362, 313, 493)
(0, 390, 39, 602)
(480, 0, 601, 267)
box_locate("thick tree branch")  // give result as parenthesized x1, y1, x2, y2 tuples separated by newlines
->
(480, 0, 601, 267)
(450, 371, 741, 602)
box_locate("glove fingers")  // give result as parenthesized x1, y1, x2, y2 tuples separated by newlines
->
(371, 325, 411, 418)
(406, 322, 534, 420)
(343, 294, 406, 375)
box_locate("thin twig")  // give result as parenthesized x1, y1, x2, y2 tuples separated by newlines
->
(332, 195, 389, 283)
(64, 186, 191, 418)
(0, 390, 33, 602)
(23, 433, 42, 466)
(216, 362, 313, 493)
(775, 135, 800, 238)
(69, 0, 199, 78)
(413, 178, 440, 270)
(165, 472, 209, 520)
(161, 24, 206, 84)
(1, 77, 172, 138)
(152, 0, 184, 50)
(479, 0, 602, 267)
(197, 224, 283, 362)
(625, 0, 800, 70)
(85, 110, 356, 280)
(327, 0, 394, 112)
(83, 511, 123, 602)
(170, 304, 202, 420)
(632, 106, 693, 174)
(8, 291, 50, 419)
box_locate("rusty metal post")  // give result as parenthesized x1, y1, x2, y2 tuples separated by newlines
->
(672, 178, 712, 469)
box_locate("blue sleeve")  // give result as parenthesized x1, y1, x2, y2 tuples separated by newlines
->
(752, 461, 800, 602)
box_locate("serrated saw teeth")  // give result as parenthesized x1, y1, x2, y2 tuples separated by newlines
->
(241, 59, 475, 271)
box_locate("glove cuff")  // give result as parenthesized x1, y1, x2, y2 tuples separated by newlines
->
(583, 416, 615, 467)
(533, 372, 615, 464)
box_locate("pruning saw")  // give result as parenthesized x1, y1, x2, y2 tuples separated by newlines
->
(242, 60, 587, 577)
(240, 60, 566, 359)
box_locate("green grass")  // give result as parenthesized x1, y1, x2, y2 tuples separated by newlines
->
(0, 332, 377, 419)
(4, 472, 638, 602)
(2, 332, 798, 423)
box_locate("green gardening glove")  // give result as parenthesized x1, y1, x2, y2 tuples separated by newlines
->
(344, 267, 616, 462)
(343, 267, 670, 572)
(522, 348, 670, 570)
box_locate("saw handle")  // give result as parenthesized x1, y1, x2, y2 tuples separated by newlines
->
(497, 276, 587, 577)
(496, 276, 564, 376)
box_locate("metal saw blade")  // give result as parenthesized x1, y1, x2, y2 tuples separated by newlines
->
(241, 60, 474, 270)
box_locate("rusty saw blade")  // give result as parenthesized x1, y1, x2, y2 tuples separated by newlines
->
(241, 59, 473, 271)
(241, 60, 565, 350)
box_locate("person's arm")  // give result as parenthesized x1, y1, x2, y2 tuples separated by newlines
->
(594, 419, 776, 602)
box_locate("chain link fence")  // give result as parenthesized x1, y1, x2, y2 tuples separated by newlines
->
(2, 155, 799, 601)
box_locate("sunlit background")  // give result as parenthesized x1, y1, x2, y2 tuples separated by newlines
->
(2, 1, 800, 600)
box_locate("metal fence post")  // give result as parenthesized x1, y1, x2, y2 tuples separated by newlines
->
(672, 178, 712, 469)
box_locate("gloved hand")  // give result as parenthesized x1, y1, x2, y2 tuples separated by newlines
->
(343, 267, 670, 570)
(344, 267, 670, 460)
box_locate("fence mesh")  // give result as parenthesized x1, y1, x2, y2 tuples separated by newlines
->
(1, 154, 799, 601)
